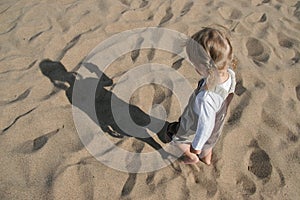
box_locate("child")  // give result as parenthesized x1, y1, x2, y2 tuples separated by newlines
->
(166, 27, 236, 165)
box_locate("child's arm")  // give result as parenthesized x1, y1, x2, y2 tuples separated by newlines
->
(192, 94, 218, 150)
(192, 92, 223, 151)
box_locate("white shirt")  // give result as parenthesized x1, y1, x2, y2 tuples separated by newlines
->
(191, 75, 232, 150)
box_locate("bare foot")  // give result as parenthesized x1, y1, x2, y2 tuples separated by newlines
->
(200, 158, 211, 165)
(200, 150, 212, 165)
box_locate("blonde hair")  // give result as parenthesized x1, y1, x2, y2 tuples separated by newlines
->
(186, 27, 234, 90)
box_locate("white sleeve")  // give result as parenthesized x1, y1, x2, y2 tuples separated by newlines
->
(191, 92, 220, 151)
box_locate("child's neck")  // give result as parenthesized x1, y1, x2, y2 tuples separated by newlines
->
(218, 68, 229, 84)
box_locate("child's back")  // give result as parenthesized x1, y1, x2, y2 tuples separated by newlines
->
(166, 27, 237, 165)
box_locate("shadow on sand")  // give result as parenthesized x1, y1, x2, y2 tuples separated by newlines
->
(39, 59, 170, 152)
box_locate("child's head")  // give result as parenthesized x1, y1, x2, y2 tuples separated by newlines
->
(186, 27, 234, 89)
(191, 27, 233, 70)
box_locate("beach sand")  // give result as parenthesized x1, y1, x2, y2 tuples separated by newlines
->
(1, 0, 300, 199)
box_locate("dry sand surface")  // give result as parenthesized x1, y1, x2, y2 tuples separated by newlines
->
(1, 0, 300, 199)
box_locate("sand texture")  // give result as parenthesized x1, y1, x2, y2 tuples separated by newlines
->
(1, 0, 300, 199)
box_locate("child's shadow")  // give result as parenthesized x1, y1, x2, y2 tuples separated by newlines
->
(39, 59, 169, 151)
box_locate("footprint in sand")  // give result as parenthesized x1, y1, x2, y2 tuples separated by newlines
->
(149, 83, 173, 119)
(236, 174, 256, 196)
(131, 49, 140, 63)
(245, 12, 267, 23)
(121, 173, 137, 197)
(33, 128, 61, 151)
(259, 13, 267, 22)
(159, 7, 174, 26)
(246, 37, 270, 66)
(291, 123, 300, 142)
(248, 140, 272, 182)
(228, 90, 250, 126)
(218, 7, 242, 20)
(254, 80, 266, 89)
(253, 0, 271, 6)
(130, 37, 144, 63)
(277, 33, 295, 49)
(179, 1, 194, 17)
(0, 88, 31, 106)
(33, 135, 48, 151)
(13, 128, 61, 154)
(248, 149, 272, 179)
(293, 1, 300, 20)
(139, 0, 149, 8)
(190, 169, 217, 198)
(235, 79, 247, 96)
(296, 84, 300, 101)
(287, 130, 299, 143)
(290, 146, 300, 164)
(152, 84, 167, 105)
(171, 58, 184, 70)
(292, 51, 300, 64)
(147, 48, 156, 61)
(121, 141, 144, 197)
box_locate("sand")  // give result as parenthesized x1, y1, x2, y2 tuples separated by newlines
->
(1, 0, 300, 199)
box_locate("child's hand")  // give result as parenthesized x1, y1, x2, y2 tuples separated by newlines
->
(190, 146, 201, 155)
